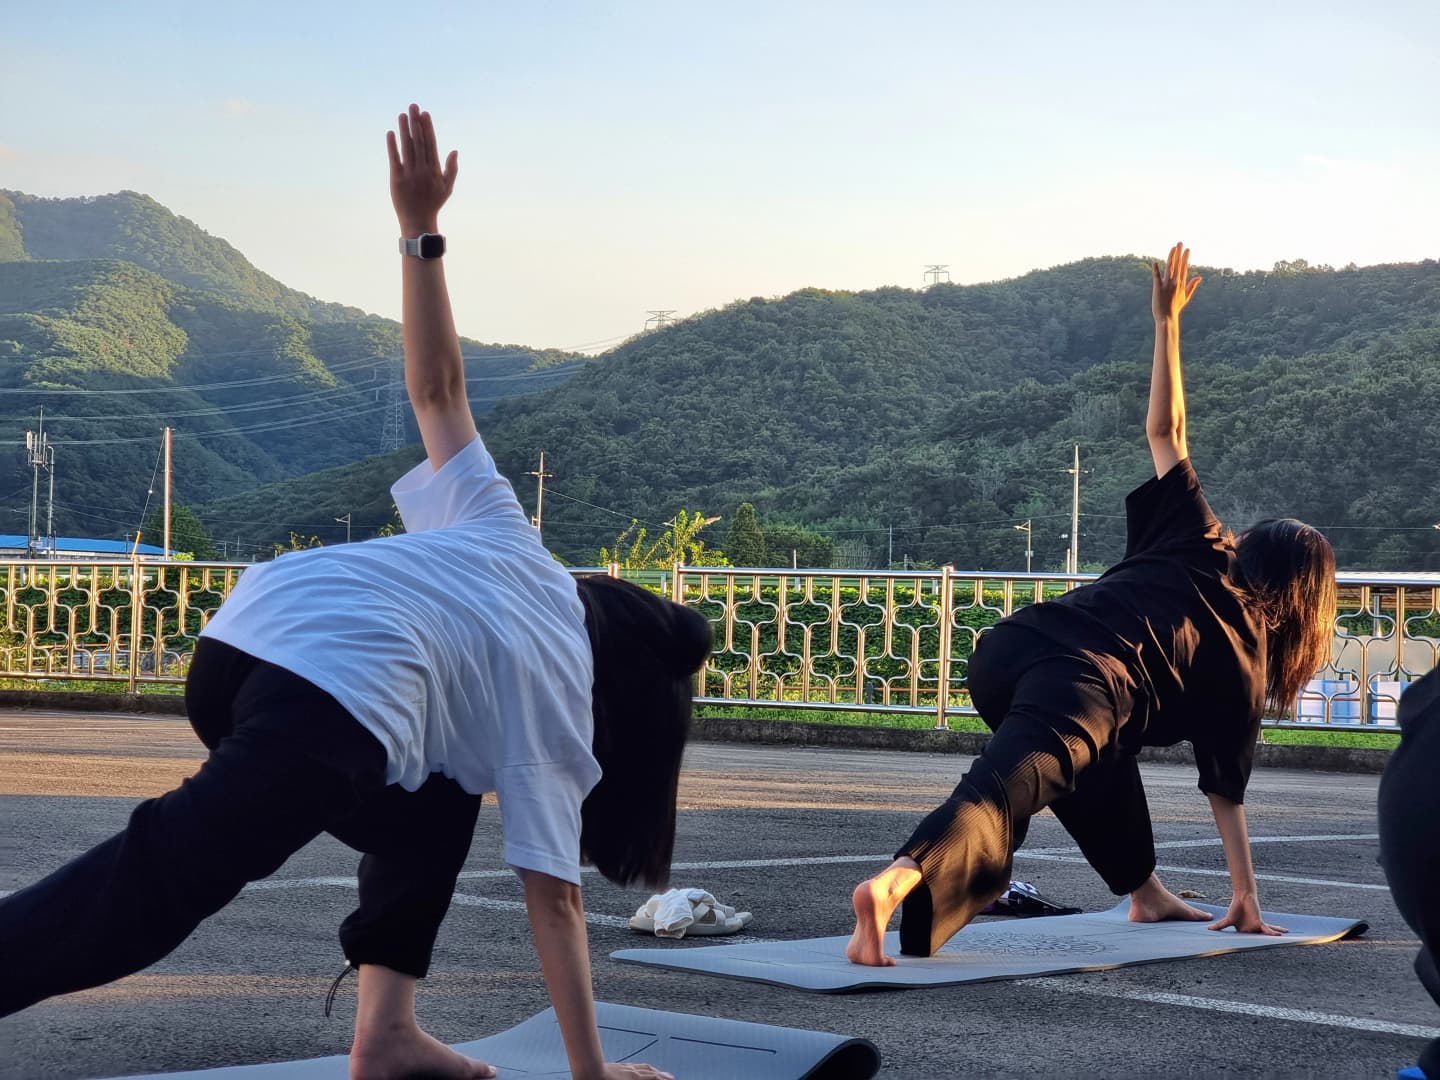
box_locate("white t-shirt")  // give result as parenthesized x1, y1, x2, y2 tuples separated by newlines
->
(201, 435, 600, 884)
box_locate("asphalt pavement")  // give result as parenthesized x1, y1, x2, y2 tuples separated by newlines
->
(0, 710, 1431, 1079)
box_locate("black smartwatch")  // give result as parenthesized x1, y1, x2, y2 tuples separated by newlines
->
(399, 233, 446, 259)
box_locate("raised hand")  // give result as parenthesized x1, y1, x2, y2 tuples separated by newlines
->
(387, 103, 458, 235)
(1151, 241, 1202, 323)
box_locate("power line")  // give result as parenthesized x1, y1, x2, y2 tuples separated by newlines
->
(131, 434, 167, 544)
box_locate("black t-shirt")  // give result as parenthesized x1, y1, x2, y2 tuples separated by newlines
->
(1003, 459, 1266, 803)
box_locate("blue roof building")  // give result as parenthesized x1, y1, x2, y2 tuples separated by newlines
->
(0, 535, 171, 559)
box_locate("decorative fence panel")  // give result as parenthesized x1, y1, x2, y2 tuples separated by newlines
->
(0, 558, 1434, 729)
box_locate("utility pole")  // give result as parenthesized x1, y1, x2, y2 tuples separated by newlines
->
(1013, 519, 1033, 573)
(1066, 443, 1081, 574)
(526, 451, 554, 535)
(25, 407, 55, 558)
(924, 264, 951, 286)
(644, 310, 676, 331)
(888, 524, 894, 569)
(335, 513, 352, 543)
(163, 426, 172, 558)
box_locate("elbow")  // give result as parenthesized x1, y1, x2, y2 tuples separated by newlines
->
(1146, 418, 1185, 443)
(408, 374, 467, 411)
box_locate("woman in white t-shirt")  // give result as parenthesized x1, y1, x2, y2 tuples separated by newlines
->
(0, 105, 710, 1080)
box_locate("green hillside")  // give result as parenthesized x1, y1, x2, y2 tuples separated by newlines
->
(223, 256, 1440, 570)
(0, 189, 352, 320)
(0, 191, 588, 549)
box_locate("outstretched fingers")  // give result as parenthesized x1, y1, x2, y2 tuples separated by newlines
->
(396, 110, 416, 168)
(410, 103, 430, 167)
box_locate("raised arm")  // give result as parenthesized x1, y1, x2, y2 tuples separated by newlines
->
(1145, 242, 1202, 478)
(388, 103, 478, 470)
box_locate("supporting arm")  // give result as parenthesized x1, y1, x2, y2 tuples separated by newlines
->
(520, 870, 675, 1080)
(1205, 792, 1288, 935)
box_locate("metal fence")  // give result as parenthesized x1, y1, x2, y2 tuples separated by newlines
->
(1, 558, 1435, 730)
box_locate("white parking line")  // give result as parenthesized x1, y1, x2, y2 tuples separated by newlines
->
(1023, 833, 1379, 856)
(1022, 976, 1440, 1040)
(234, 834, 1386, 898)
(1012, 852, 1389, 891)
(450, 892, 633, 929)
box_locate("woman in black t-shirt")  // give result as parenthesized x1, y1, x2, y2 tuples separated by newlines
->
(848, 244, 1338, 964)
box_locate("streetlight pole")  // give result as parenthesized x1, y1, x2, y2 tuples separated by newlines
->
(335, 513, 352, 544)
(1013, 519, 1033, 573)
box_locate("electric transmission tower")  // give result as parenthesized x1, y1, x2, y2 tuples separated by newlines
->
(378, 355, 406, 453)
(25, 408, 56, 558)
(924, 264, 951, 286)
(644, 309, 676, 331)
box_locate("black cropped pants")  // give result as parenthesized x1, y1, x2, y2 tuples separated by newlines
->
(1379, 669, 1440, 1079)
(897, 623, 1156, 956)
(0, 639, 481, 1018)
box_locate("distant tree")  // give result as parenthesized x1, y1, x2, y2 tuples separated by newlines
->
(599, 509, 729, 569)
(141, 504, 218, 559)
(762, 523, 835, 569)
(271, 532, 324, 559)
(725, 502, 767, 567)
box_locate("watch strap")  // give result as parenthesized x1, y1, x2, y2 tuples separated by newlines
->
(399, 233, 446, 258)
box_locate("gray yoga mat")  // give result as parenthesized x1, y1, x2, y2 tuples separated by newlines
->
(612, 900, 1367, 993)
(112, 1001, 881, 1080)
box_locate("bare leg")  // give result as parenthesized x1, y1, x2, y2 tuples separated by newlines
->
(349, 965, 496, 1080)
(847, 857, 923, 966)
(1127, 873, 1209, 923)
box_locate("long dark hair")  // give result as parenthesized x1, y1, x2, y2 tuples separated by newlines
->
(574, 575, 712, 888)
(1234, 519, 1337, 716)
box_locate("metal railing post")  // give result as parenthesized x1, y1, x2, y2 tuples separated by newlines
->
(935, 564, 954, 730)
(127, 554, 144, 692)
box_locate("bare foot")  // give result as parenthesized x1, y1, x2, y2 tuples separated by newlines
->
(350, 1024, 495, 1080)
(845, 859, 922, 966)
(1128, 875, 1210, 924)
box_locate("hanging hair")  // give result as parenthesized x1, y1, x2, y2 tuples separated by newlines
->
(574, 575, 712, 888)
(1234, 519, 1337, 717)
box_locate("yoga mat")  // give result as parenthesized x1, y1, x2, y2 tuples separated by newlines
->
(612, 900, 1367, 993)
(112, 1001, 881, 1080)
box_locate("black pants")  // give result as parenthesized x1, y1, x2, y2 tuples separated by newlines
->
(0, 639, 481, 1019)
(1379, 669, 1440, 1078)
(897, 623, 1156, 956)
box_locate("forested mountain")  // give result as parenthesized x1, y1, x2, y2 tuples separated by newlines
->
(477, 257, 1440, 571)
(0, 191, 587, 549)
(225, 256, 1438, 571)
(3, 188, 1436, 570)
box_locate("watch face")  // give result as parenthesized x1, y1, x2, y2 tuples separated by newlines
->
(419, 234, 446, 259)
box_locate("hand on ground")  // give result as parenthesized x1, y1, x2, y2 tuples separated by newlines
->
(599, 1063, 676, 1079)
(1208, 894, 1287, 936)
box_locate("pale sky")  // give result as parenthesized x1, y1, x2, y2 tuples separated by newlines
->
(3, 1, 1436, 351)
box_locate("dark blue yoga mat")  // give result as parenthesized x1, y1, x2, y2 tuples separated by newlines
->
(111, 1001, 881, 1079)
